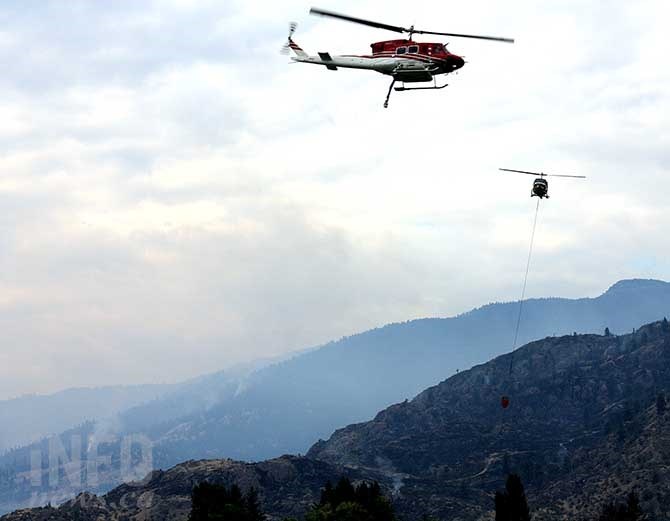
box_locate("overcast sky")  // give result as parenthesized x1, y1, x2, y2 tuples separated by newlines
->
(0, 0, 668, 399)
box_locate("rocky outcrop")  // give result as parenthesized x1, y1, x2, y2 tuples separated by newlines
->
(308, 321, 670, 519)
(0, 456, 382, 521)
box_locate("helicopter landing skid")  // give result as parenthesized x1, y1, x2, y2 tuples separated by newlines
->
(383, 78, 448, 108)
(395, 83, 448, 92)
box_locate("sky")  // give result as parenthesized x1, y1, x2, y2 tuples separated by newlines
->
(0, 0, 668, 399)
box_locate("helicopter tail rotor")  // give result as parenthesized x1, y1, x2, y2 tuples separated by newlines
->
(281, 22, 299, 55)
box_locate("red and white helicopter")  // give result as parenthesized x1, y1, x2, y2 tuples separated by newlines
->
(283, 8, 514, 108)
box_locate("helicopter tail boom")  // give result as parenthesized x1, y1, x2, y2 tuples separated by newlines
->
(287, 38, 308, 59)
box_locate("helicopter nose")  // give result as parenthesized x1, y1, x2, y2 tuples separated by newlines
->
(452, 56, 465, 69)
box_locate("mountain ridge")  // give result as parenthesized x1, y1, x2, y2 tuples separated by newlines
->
(4, 320, 670, 520)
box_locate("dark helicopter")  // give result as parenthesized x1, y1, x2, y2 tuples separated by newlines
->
(500, 168, 586, 199)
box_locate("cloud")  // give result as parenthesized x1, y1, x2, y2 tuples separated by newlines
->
(0, 0, 669, 398)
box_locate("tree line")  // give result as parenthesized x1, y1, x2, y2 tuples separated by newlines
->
(189, 474, 642, 521)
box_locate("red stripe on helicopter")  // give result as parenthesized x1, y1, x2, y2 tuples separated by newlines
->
(342, 54, 450, 67)
(344, 52, 446, 62)
(288, 39, 304, 51)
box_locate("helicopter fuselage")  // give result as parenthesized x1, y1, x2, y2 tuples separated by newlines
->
(532, 178, 549, 199)
(290, 39, 464, 82)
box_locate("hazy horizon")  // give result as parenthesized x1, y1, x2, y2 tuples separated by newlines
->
(1, 277, 665, 401)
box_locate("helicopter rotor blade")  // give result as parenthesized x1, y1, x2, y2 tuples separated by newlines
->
(413, 29, 514, 43)
(500, 168, 585, 179)
(545, 174, 586, 178)
(500, 168, 542, 176)
(310, 7, 514, 43)
(309, 7, 408, 33)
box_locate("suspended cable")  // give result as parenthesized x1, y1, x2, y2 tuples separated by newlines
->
(508, 198, 541, 377)
(499, 199, 542, 437)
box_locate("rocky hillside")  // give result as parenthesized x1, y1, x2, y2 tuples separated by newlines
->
(3, 320, 670, 520)
(0, 457, 380, 521)
(308, 319, 670, 520)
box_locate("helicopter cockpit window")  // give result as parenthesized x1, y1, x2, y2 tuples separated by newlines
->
(433, 44, 444, 53)
(396, 47, 407, 55)
(408, 45, 419, 54)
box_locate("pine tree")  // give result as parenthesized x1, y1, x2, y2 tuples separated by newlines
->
(245, 488, 264, 521)
(308, 478, 395, 521)
(604, 327, 611, 337)
(320, 481, 335, 505)
(662, 317, 669, 333)
(494, 474, 531, 521)
(495, 491, 509, 521)
(189, 482, 265, 521)
(506, 474, 531, 521)
(333, 476, 355, 504)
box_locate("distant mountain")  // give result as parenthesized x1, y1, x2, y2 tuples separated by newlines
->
(144, 278, 670, 464)
(5, 320, 670, 520)
(0, 384, 175, 454)
(1, 279, 669, 514)
(0, 348, 303, 458)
